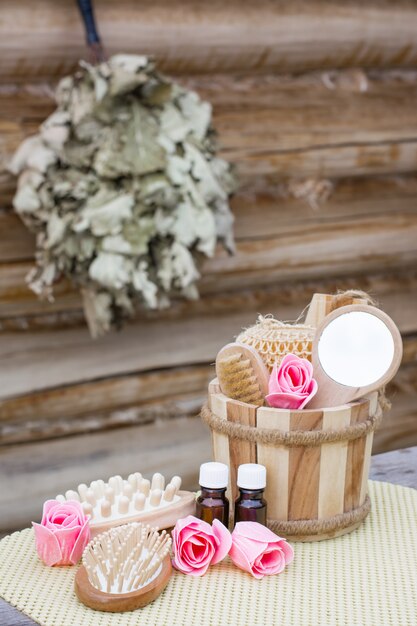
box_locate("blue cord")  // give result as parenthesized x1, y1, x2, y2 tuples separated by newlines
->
(76, 0, 101, 45)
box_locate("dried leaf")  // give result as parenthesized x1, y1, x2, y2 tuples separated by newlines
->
(89, 252, 133, 289)
(157, 242, 200, 291)
(160, 103, 190, 143)
(46, 213, 67, 248)
(80, 193, 134, 236)
(175, 201, 216, 257)
(40, 111, 71, 151)
(82, 288, 113, 338)
(9, 136, 56, 175)
(133, 261, 158, 308)
(13, 185, 41, 213)
(185, 143, 226, 202)
(80, 60, 109, 102)
(178, 91, 211, 139)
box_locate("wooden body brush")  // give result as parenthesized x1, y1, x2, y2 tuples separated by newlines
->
(55, 471, 195, 536)
(75, 523, 172, 612)
(216, 342, 269, 406)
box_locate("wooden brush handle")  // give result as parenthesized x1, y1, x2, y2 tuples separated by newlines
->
(305, 293, 368, 328)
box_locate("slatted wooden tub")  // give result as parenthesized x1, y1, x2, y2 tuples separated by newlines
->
(202, 380, 380, 541)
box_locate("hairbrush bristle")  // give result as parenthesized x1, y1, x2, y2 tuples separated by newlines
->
(82, 523, 172, 594)
(217, 353, 264, 406)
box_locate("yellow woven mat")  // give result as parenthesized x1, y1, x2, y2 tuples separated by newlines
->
(0, 481, 416, 626)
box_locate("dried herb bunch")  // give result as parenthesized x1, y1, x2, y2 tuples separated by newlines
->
(10, 55, 236, 336)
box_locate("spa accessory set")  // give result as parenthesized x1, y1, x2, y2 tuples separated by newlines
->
(1, 290, 412, 622)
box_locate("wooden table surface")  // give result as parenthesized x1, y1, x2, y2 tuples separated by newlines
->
(1, 446, 416, 626)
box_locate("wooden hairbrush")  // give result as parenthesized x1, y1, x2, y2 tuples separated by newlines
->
(55, 471, 195, 536)
(75, 523, 172, 612)
(216, 342, 269, 406)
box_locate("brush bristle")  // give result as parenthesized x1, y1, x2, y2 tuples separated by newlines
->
(217, 353, 264, 406)
(83, 523, 171, 594)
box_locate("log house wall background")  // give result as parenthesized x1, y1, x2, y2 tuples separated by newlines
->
(1, 0, 417, 533)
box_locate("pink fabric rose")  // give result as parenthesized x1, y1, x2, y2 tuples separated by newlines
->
(172, 515, 232, 576)
(266, 353, 318, 409)
(229, 522, 294, 579)
(32, 499, 90, 566)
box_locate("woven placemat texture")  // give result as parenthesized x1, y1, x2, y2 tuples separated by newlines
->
(0, 481, 416, 626)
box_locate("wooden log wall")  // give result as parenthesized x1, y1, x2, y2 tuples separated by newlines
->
(1, 0, 417, 533)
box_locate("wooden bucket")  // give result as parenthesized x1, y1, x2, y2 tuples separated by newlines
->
(203, 379, 380, 541)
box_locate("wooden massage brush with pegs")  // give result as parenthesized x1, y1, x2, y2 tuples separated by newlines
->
(56, 471, 195, 536)
(216, 342, 269, 406)
(75, 523, 172, 612)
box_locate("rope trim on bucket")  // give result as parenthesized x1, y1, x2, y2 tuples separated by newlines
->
(200, 404, 381, 448)
(267, 495, 371, 536)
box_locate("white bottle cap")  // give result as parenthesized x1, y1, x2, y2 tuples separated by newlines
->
(199, 462, 229, 489)
(237, 464, 266, 490)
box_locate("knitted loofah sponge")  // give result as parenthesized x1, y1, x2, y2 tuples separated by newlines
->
(236, 315, 315, 372)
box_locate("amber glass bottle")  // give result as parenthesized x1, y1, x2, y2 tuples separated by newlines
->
(196, 462, 229, 527)
(234, 464, 267, 526)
